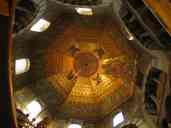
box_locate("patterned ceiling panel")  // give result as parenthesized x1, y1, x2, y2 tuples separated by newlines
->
(15, 15, 136, 121)
(42, 18, 136, 120)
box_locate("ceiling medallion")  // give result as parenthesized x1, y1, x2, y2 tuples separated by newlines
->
(74, 52, 99, 77)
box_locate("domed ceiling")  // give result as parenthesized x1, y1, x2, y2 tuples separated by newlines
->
(15, 14, 137, 121)
(43, 16, 136, 120)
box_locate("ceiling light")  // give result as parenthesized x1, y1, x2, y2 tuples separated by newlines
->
(102, 58, 114, 64)
(68, 124, 82, 128)
(15, 58, 30, 75)
(128, 34, 134, 40)
(113, 112, 124, 127)
(124, 27, 134, 40)
(75, 8, 93, 15)
(26, 101, 42, 120)
(30, 18, 50, 32)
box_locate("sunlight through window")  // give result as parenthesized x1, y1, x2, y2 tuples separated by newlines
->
(68, 124, 82, 128)
(26, 101, 42, 120)
(30, 18, 51, 32)
(15, 58, 30, 75)
(113, 112, 124, 127)
(75, 8, 93, 15)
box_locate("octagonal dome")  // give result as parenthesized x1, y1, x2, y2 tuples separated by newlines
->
(15, 15, 136, 121)
(43, 18, 135, 120)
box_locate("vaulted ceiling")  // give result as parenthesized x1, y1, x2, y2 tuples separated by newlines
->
(14, 1, 137, 121)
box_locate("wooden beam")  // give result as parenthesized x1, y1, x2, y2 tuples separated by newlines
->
(143, 0, 171, 36)
(0, 0, 9, 16)
(0, 0, 17, 127)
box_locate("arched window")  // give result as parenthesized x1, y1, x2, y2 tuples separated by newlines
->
(15, 58, 30, 75)
(68, 124, 82, 128)
(30, 18, 50, 32)
(113, 112, 125, 127)
(26, 100, 42, 120)
(75, 8, 93, 16)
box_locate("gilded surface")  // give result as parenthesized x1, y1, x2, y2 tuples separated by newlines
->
(43, 18, 136, 120)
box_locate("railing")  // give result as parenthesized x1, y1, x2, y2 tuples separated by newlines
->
(119, 0, 171, 50)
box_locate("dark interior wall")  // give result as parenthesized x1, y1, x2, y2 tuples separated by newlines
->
(0, 14, 16, 128)
(0, 0, 17, 125)
(136, 52, 152, 74)
(95, 116, 113, 128)
(13, 1, 64, 90)
(151, 51, 169, 73)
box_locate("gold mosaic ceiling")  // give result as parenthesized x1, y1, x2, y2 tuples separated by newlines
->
(41, 17, 137, 120)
